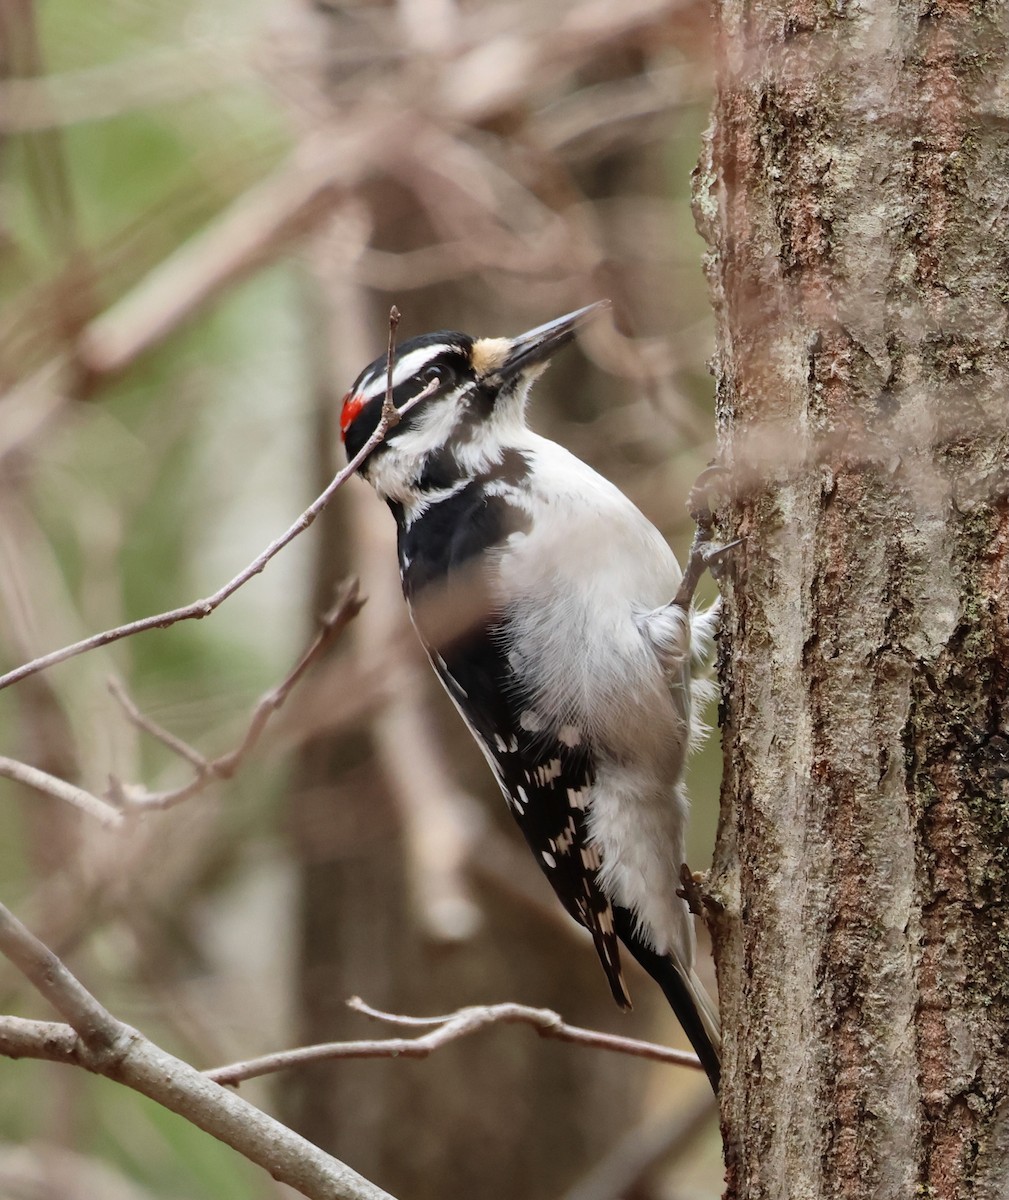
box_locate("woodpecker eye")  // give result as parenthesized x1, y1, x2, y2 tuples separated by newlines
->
(421, 363, 454, 388)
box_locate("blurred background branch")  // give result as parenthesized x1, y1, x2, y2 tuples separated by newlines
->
(0, 902, 399, 1200)
(206, 996, 703, 1086)
(0, 0, 722, 1195)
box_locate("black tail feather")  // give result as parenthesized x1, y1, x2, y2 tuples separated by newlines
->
(613, 906, 721, 1093)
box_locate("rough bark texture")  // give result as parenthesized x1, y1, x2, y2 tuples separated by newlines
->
(695, 2, 1009, 1196)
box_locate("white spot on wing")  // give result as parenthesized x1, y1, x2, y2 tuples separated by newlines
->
(541, 850, 556, 868)
(535, 759, 562, 785)
(580, 844, 602, 870)
(558, 725, 582, 747)
(556, 820, 577, 853)
(519, 709, 544, 733)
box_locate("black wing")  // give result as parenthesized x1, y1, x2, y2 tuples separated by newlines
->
(432, 626, 630, 1009)
(397, 473, 630, 1008)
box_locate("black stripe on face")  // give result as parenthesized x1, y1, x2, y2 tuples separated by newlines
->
(341, 335, 474, 467)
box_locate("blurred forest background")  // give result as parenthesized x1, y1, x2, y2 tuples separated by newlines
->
(0, 0, 723, 1197)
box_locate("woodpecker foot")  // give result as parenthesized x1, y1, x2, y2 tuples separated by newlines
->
(677, 863, 725, 917)
(672, 465, 737, 609)
(677, 864, 706, 916)
(686, 463, 731, 528)
(702, 537, 743, 583)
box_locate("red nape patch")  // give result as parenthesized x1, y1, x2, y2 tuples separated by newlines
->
(340, 392, 366, 441)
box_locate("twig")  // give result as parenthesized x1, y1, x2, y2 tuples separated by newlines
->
(0, 584, 364, 822)
(107, 679, 211, 773)
(383, 305, 401, 423)
(0, 905, 398, 1200)
(205, 996, 701, 1086)
(0, 904, 124, 1051)
(214, 582, 366, 776)
(0, 757, 123, 829)
(348, 996, 701, 1069)
(106, 579, 365, 811)
(0, 362, 436, 695)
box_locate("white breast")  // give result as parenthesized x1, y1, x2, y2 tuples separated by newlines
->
(492, 434, 686, 750)
(490, 434, 700, 964)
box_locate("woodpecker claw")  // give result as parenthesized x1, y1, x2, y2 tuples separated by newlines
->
(671, 466, 738, 609)
(702, 537, 743, 582)
(686, 464, 732, 525)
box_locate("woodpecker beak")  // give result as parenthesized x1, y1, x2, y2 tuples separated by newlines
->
(497, 300, 610, 381)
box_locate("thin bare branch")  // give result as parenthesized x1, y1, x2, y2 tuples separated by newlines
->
(351, 999, 461, 1028)
(0, 757, 123, 828)
(213, 581, 366, 776)
(107, 678, 211, 772)
(0, 906, 398, 1200)
(0, 903, 124, 1050)
(105, 579, 366, 812)
(205, 996, 702, 1086)
(348, 995, 701, 1071)
(0, 376, 435, 695)
(0, 1014, 79, 1064)
(382, 305, 401, 424)
(0, 582, 363, 824)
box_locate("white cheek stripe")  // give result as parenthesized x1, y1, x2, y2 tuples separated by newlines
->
(366, 390, 471, 502)
(390, 392, 467, 457)
(361, 346, 443, 401)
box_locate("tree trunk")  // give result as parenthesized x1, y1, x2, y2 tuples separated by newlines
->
(696, 3, 1009, 1196)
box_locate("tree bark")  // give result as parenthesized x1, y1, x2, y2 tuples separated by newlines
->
(696, 2, 1009, 1196)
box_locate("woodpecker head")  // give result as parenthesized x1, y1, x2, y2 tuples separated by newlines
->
(340, 301, 609, 503)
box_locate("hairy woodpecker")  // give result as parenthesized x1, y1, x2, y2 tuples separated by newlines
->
(340, 302, 721, 1089)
